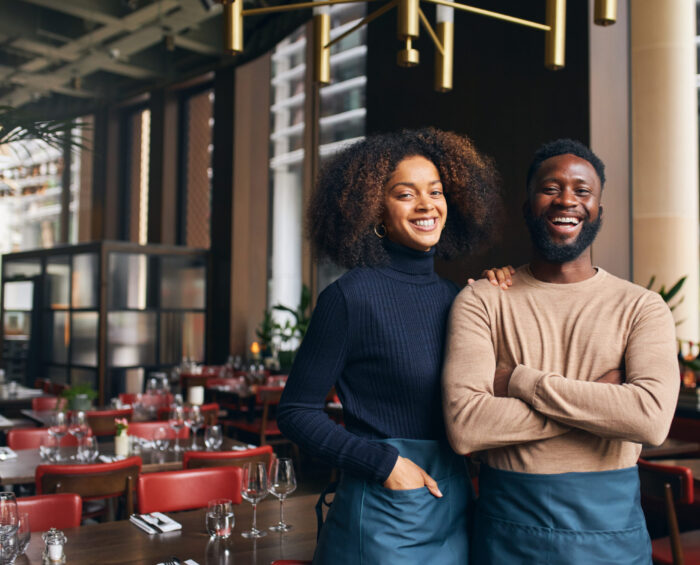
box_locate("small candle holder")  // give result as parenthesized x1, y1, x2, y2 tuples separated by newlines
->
(41, 528, 66, 564)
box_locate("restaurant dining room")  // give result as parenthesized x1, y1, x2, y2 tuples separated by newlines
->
(0, 0, 698, 563)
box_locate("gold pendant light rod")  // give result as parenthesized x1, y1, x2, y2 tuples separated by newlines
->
(423, 0, 551, 31)
(324, 0, 398, 51)
(227, 0, 615, 92)
(418, 8, 444, 56)
(243, 0, 379, 17)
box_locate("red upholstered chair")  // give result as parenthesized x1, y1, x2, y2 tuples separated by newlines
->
(36, 456, 142, 519)
(17, 494, 82, 531)
(183, 445, 274, 471)
(7, 427, 80, 450)
(638, 458, 700, 565)
(128, 421, 189, 440)
(137, 467, 242, 514)
(85, 408, 133, 437)
(31, 396, 66, 411)
(226, 386, 285, 446)
(118, 392, 140, 406)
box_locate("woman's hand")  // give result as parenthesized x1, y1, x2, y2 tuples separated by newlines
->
(468, 265, 515, 289)
(383, 456, 442, 497)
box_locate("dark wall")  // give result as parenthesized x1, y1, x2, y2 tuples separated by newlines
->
(366, 0, 590, 284)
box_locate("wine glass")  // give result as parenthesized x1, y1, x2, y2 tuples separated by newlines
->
(186, 406, 204, 450)
(204, 425, 223, 451)
(268, 457, 297, 532)
(16, 513, 29, 555)
(68, 411, 89, 461)
(48, 412, 67, 461)
(240, 461, 268, 538)
(0, 492, 18, 564)
(168, 406, 185, 453)
(0, 493, 18, 537)
(153, 426, 170, 452)
(81, 436, 99, 462)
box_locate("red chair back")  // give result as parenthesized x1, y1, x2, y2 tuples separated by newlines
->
(31, 396, 67, 411)
(7, 428, 79, 450)
(118, 393, 141, 406)
(183, 445, 274, 471)
(638, 458, 694, 505)
(85, 408, 133, 437)
(17, 494, 82, 531)
(36, 456, 142, 517)
(128, 421, 189, 440)
(137, 467, 242, 514)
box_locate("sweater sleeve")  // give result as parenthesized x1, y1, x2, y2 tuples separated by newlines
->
(277, 283, 399, 483)
(508, 292, 680, 446)
(442, 286, 571, 454)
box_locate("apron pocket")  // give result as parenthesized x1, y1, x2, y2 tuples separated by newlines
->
(473, 512, 652, 565)
(359, 475, 469, 564)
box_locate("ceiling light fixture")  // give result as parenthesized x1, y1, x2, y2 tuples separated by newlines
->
(220, 0, 616, 93)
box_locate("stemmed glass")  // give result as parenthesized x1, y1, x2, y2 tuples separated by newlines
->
(48, 412, 67, 461)
(81, 436, 99, 462)
(168, 406, 185, 453)
(268, 457, 297, 532)
(186, 406, 204, 450)
(68, 411, 89, 461)
(0, 492, 19, 565)
(240, 461, 268, 538)
(204, 425, 223, 451)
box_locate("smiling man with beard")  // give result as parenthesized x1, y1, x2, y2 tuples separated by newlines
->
(442, 139, 680, 564)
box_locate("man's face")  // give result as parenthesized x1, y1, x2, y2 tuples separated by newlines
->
(524, 153, 602, 263)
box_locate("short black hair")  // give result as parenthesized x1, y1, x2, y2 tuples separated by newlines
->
(526, 138, 606, 191)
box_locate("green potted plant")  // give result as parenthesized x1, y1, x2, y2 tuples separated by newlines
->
(60, 383, 97, 411)
(272, 284, 312, 371)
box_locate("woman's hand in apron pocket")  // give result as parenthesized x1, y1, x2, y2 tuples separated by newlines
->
(383, 455, 443, 497)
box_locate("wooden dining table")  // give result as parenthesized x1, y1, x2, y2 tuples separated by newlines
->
(0, 437, 249, 486)
(20, 493, 318, 564)
(640, 437, 700, 459)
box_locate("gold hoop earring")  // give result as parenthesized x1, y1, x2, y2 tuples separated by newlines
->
(373, 224, 386, 239)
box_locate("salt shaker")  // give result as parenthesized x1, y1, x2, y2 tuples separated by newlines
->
(41, 528, 66, 564)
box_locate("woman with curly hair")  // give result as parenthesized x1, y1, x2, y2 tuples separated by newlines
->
(277, 127, 504, 564)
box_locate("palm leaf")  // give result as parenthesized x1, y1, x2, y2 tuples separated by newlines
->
(0, 105, 89, 155)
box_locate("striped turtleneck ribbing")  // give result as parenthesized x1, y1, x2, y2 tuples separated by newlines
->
(277, 240, 459, 483)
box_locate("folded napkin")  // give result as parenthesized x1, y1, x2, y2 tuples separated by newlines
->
(99, 455, 126, 463)
(130, 513, 182, 534)
(0, 447, 18, 460)
(156, 560, 199, 565)
(231, 444, 258, 451)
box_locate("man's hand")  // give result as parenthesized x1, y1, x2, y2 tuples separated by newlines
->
(595, 368, 625, 385)
(383, 456, 442, 497)
(493, 367, 514, 397)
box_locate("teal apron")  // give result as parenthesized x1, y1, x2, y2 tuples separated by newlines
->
(313, 438, 472, 565)
(472, 465, 652, 565)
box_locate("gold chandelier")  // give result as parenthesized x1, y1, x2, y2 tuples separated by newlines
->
(222, 0, 617, 93)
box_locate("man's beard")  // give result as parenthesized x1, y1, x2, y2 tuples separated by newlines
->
(524, 207, 602, 263)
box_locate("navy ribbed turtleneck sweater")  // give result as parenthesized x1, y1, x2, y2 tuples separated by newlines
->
(277, 240, 460, 483)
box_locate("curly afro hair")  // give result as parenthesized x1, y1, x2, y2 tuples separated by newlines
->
(307, 128, 502, 269)
(526, 138, 606, 191)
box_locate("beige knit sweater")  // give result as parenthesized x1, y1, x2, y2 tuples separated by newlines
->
(442, 266, 680, 474)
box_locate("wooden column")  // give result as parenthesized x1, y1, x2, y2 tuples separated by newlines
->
(90, 106, 120, 240)
(148, 88, 178, 244)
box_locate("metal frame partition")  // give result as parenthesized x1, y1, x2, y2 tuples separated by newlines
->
(0, 241, 208, 405)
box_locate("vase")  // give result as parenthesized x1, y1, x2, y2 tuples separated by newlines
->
(114, 433, 129, 457)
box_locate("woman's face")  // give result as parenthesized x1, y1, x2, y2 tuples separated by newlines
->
(381, 156, 447, 252)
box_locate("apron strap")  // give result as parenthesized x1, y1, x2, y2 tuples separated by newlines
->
(315, 480, 338, 541)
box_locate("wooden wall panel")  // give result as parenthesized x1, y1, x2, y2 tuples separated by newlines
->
(366, 1, 591, 284)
